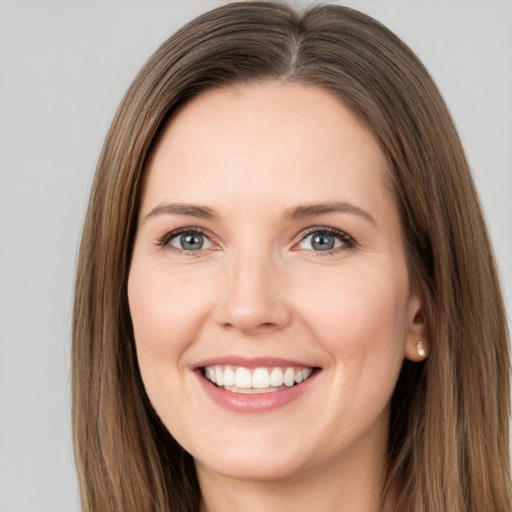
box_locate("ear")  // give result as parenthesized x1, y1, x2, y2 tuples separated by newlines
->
(404, 293, 429, 362)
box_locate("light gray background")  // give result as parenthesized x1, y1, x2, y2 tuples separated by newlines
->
(1, 1, 511, 511)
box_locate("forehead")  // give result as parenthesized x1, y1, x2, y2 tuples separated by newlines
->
(142, 82, 391, 216)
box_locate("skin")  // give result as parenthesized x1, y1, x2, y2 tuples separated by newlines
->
(128, 82, 428, 512)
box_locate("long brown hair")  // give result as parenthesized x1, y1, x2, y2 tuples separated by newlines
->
(72, 2, 511, 511)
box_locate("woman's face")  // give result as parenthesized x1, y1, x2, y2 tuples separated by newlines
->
(128, 83, 426, 484)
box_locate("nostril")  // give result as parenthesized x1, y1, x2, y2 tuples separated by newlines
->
(214, 294, 292, 334)
(221, 321, 276, 330)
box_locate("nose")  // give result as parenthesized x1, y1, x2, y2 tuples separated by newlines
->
(213, 248, 292, 335)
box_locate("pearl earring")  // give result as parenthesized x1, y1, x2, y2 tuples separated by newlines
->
(417, 341, 426, 358)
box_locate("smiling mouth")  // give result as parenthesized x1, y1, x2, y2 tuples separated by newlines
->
(201, 365, 316, 394)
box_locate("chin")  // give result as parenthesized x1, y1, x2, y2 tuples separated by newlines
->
(195, 451, 308, 483)
(181, 425, 312, 483)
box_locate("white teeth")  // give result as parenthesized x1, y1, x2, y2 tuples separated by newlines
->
(235, 367, 252, 389)
(223, 367, 235, 387)
(294, 368, 313, 384)
(283, 367, 295, 387)
(252, 368, 270, 388)
(203, 364, 314, 393)
(215, 367, 224, 386)
(270, 367, 284, 387)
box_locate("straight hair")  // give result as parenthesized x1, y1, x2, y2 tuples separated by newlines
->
(73, 2, 511, 511)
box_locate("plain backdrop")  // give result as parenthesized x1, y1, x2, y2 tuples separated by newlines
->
(1, 1, 511, 511)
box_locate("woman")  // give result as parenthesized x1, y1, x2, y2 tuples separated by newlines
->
(72, 2, 511, 511)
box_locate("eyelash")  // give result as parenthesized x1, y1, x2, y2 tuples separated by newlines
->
(297, 226, 356, 255)
(157, 227, 216, 256)
(157, 225, 357, 256)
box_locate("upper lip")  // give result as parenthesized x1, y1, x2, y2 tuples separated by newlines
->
(192, 356, 319, 370)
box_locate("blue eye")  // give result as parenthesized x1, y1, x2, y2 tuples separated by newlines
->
(297, 229, 350, 252)
(167, 230, 212, 251)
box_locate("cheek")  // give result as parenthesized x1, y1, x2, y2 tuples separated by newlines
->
(297, 261, 410, 363)
(299, 263, 410, 437)
(129, 262, 212, 350)
(127, 263, 214, 408)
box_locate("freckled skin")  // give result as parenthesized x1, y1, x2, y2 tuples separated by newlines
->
(128, 82, 427, 511)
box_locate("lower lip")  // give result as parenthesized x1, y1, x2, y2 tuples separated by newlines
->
(195, 371, 319, 413)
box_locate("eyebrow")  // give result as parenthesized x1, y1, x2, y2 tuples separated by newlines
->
(143, 200, 376, 226)
(143, 202, 219, 222)
(282, 201, 377, 226)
